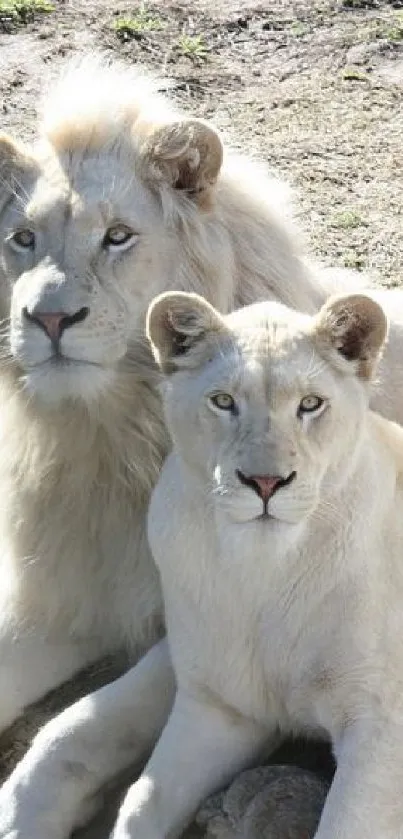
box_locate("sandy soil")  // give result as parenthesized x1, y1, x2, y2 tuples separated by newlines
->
(0, 0, 403, 284)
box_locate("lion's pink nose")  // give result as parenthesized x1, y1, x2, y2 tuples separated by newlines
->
(249, 475, 283, 503)
(236, 469, 297, 504)
(236, 470, 283, 503)
(33, 312, 66, 342)
(22, 306, 90, 344)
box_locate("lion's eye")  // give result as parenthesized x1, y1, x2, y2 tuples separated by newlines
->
(9, 229, 35, 251)
(298, 395, 325, 416)
(103, 224, 137, 251)
(210, 393, 236, 412)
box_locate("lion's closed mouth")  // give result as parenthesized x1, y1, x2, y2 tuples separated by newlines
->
(32, 354, 103, 370)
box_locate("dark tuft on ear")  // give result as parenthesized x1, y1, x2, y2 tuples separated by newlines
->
(314, 294, 388, 379)
(146, 291, 226, 374)
(139, 117, 223, 207)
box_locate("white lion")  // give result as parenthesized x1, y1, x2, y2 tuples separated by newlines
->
(107, 289, 403, 839)
(1, 53, 403, 839)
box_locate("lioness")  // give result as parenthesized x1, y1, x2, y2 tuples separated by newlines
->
(1, 53, 403, 839)
(107, 289, 402, 839)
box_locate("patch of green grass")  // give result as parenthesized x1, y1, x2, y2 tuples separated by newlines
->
(341, 248, 366, 270)
(113, 5, 164, 38)
(383, 23, 403, 42)
(0, 0, 54, 22)
(363, 13, 403, 43)
(331, 209, 366, 229)
(177, 34, 208, 59)
(342, 66, 369, 81)
(289, 21, 310, 37)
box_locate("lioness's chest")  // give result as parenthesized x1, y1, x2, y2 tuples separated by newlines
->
(162, 513, 358, 739)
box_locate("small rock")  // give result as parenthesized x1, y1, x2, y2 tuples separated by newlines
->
(193, 765, 329, 839)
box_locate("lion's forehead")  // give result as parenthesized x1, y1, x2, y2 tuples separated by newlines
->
(227, 329, 327, 399)
(52, 150, 158, 224)
(226, 300, 310, 335)
(18, 147, 159, 236)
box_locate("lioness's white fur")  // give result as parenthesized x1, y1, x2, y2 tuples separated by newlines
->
(108, 290, 403, 839)
(1, 53, 403, 839)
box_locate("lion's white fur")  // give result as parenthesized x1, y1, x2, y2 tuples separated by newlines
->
(2, 54, 403, 839)
(108, 291, 403, 839)
(0, 53, 336, 734)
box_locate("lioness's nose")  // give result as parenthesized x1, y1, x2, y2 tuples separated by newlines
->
(236, 469, 296, 504)
(23, 306, 89, 344)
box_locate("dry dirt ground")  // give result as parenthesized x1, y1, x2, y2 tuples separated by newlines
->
(0, 0, 402, 835)
(0, 0, 403, 284)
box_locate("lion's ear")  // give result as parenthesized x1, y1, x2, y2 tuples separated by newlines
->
(147, 291, 226, 374)
(314, 294, 387, 379)
(0, 134, 36, 214)
(139, 117, 223, 204)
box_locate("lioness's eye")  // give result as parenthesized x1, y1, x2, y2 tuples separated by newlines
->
(298, 395, 324, 416)
(210, 393, 236, 412)
(103, 224, 137, 251)
(8, 229, 35, 251)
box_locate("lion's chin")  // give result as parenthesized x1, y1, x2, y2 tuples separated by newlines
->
(21, 358, 115, 406)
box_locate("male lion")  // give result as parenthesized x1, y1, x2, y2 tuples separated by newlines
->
(107, 288, 401, 839)
(1, 54, 403, 839)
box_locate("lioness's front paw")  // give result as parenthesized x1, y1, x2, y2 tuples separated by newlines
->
(110, 786, 162, 839)
(110, 817, 160, 839)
